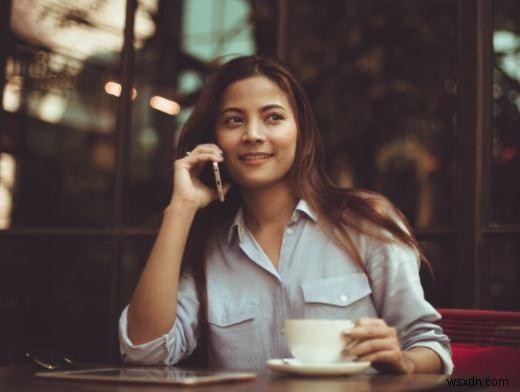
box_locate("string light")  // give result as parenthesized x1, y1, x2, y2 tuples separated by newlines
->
(104, 81, 137, 99)
(150, 95, 180, 115)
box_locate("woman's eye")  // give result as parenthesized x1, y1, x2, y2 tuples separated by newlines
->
(224, 116, 243, 125)
(267, 113, 284, 122)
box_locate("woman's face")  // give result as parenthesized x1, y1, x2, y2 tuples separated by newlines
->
(215, 75, 298, 191)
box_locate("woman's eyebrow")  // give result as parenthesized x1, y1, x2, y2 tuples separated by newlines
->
(220, 104, 286, 115)
(220, 107, 243, 115)
(260, 104, 286, 112)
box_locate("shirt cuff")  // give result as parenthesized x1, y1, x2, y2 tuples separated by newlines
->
(407, 341, 454, 375)
(119, 306, 175, 365)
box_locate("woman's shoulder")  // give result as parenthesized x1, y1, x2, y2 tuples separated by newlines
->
(343, 188, 398, 213)
(336, 188, 420, 260)
(340, 188, 410, 236)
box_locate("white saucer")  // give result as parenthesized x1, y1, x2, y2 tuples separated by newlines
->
(266, 359, 371, 376)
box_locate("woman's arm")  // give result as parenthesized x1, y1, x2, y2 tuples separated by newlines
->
(127, 144, 226, 345)
(127, 200, 197, 345)
(403, 346, 442, 374)
(350, 237, 452, 374)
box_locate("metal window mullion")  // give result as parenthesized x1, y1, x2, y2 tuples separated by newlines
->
(480, 1, 493, 232)
(455, 0, 492, 308)
(106, 0, 138, 362)
(114, 0, 138, 227)
(478, 0, 494, 309)
(277, 0, 288, 61)
(0, 228, 158, 237)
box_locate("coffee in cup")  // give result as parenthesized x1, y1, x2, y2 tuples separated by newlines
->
(285, 319, 354, 364)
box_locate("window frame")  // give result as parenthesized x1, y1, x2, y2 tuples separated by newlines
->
(1, 0, 519, 361)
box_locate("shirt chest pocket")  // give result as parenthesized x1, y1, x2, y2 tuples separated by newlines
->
(208, 298, 258, 327)
(301, 273, 374, 319)
(207, 298, 262, 360)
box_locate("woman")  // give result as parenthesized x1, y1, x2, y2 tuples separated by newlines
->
(119, 55, 452, 374)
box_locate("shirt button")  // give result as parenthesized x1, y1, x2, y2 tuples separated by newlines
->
(340, 294, 348, 303)
(286, 227, 293, 234)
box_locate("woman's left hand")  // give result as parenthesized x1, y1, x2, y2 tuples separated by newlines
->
(345, 317, 415, 374)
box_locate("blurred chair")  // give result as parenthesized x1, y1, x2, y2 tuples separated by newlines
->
(437, 308, 520, 386)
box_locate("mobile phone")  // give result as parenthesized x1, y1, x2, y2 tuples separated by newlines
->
(212, 161, 225, 202)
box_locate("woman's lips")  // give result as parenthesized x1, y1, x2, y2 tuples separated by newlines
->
(238, 152, 274, 162)
(238, 152, 273, 161)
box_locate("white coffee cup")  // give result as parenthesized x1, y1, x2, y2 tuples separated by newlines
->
(285, 319, 354, 364)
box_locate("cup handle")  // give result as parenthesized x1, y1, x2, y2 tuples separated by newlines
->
(342, 339, 358, 355)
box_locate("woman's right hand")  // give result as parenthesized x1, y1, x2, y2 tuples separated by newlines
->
(170, 144, 229, 209)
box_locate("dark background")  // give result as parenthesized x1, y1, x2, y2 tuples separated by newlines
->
(0, 0, 519, 365)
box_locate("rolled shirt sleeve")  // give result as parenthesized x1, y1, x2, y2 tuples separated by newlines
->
(366, 239, 453, 374)
(118, 272, 200, 365)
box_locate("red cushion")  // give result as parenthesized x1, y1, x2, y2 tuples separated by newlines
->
(452, 343, 520, 387)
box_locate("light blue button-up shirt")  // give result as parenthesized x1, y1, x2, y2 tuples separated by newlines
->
(119, 199, 453, 373)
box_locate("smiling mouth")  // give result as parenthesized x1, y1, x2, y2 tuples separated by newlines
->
(238, 152, 274, 161)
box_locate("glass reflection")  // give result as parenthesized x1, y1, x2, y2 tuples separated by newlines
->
(420, 240, 457, 308)
(492, 0, 520, 224)
(0, 0, 153, 227)
(120, 238, 153, 307)
(0, 237, 112, 364)
(0, 153, 16, 229)
(182, 0, 255, 61)
(286, 0, 457, 228)
(124, 0, 256, 225)
(487, 238, 519, 310)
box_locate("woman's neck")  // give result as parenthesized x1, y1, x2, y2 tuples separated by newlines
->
(241, 184, 298, 233)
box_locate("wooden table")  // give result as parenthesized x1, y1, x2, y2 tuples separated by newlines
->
(0, 365, 466, 392)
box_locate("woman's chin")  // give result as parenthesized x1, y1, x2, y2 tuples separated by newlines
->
(233, 175, 288, 191)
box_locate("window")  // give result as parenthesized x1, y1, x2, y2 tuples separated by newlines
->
(0, 0, 518, 364)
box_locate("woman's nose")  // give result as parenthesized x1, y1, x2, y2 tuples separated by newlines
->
(242, 121, 266, 144)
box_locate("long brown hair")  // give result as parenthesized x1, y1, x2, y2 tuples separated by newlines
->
(175, 55, 428, 365)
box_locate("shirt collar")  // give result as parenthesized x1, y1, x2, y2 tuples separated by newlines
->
(227, 199, 318, 243)
(293, 199, 318, 223)
(227, 205, 247, 243)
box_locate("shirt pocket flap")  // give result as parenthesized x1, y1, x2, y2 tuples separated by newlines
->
(302, 273, 372, 307)
(208, 299, 258, 327)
